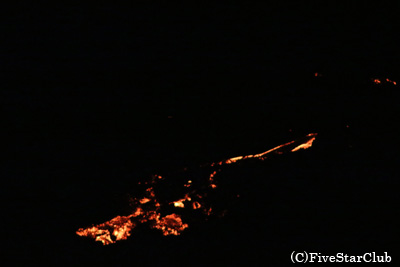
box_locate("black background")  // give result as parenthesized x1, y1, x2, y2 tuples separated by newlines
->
(2, 3, 399, 266)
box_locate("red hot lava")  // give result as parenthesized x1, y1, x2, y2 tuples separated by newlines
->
(76, 133, 318, 245)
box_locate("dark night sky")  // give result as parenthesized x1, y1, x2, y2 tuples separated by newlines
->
(3, 3, 400, 265)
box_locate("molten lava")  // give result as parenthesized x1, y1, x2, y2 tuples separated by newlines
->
(386, 78, 397, 85)
(373, 78, 381, 84)
(76, 215, 136, 245)
(291, 135, 317, 152)
(77, 133, 318, 245)
(373, 78, 396, 85)
(171, 194, 191, 208)
(152, 214, 189, 236)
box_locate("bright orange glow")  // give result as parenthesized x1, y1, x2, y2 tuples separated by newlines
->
(291, 136, 317, 152)
(373, 78, 396, 85)
(224, 156, 243, 164)
(139, 198, 151, 204)
(385, 78, 397, 85)
(374, 79, 381, 84)
(152, 214, 188, 236)
(171, 194, 191, 208)
(208, 170, 218, 188)
(209, 171, 217, 178)
(192, 201, 201, 209)
(77, 132, 318, 245)
(213, 133, 317, 167)
(173, 202, 185, 208)
(76, 215, 136, 245)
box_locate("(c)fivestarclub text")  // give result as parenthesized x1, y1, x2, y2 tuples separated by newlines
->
(291, 251, 391, 263)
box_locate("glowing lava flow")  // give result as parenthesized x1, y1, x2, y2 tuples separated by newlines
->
(76, 184, 188, 245)
(76, 215, 135, 245)
(291, 135, 317, 152)
(212, 133, 317, 166)
(171, 194, 191, 208)
(76, 133, 317, 245)
(373, 78, 397, 85)
(386, 78, 397, 85)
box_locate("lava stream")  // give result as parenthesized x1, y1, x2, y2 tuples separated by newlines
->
(76, 133, 317, 245)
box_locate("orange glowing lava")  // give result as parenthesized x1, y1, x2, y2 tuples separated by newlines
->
(291, 135, 317, 152)
(139, 198, 151, 204)
(171, 194, 191, 208)
(192, 201, 201, 209)
(373, 78, 396, 85)
(152, 214, 188, 236)
(77, 132, 318, 245)
(76, 215, 136, 245)
(373, 79, 381, 84)
(386, 78, 397, 85)
(212, 133, 317, 167)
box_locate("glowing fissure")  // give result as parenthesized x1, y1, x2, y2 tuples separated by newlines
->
(77, 133, 318, 245)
